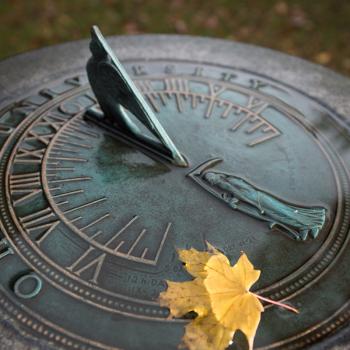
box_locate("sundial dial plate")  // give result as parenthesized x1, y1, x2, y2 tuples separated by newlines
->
(0, 35, 350, 349)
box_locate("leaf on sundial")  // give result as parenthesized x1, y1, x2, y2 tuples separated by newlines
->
(159, 243, 298, 350)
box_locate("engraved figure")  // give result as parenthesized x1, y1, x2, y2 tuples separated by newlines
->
(188, 159, 326, 241)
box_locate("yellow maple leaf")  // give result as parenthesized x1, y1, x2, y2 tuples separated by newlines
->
(159, 244, 264, 350)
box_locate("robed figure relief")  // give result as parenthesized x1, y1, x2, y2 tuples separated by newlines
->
(188, 159, 326, 241)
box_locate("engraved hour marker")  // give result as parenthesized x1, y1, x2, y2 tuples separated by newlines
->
(10, 172, 42, 206)
(0, 238, 14, 261)
(19, 207, 60, 244)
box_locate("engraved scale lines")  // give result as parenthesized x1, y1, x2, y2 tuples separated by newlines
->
(11, 74, 281, 276)
(60, 129, 88, 142)
(126, 229, 146, 256)
(0, 68, 348, 348)
(51, 146, 80, 155)
(164, 78, 189, 113)
(80, 213, 110, 232)
(39, 75, 281, 272)
(70, 216, 83, 224)
(9, 172, 42, 206)
(55, 138, 92, 150)
(87, 230, 102, 241)
(104, 215, 139, 248)
(66, 216, 172, 282)
(19, 207, 60, 244)
(51, 189, 84, 199)
(98, 219, 172, 265)
(56, 200, 69, 206)
(47, 155, 88, 163)
(8, 74, 280, 277)
(48, 176, 92, 184)
(62, 197, 107, 215)
(205, 83, 227, 119)
(46, 167, 75, 172)
(65, 122, 99, 139)
(138, 77, 281, 147)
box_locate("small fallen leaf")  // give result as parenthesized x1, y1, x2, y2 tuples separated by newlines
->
(160, 243, 298, 350)
(159, 244, 263, 350)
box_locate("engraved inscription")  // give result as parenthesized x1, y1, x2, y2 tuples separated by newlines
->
(67, 246, 106, 284)
(19, 207, 60, 244)
(0, 238, 14, 261)
(13, 273, 43, 299)
(10, 172, 42, 206)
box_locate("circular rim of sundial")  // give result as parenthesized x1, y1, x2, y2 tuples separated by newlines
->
(0, 34, 350, 350)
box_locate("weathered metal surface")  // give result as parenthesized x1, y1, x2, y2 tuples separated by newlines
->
(0, 34, 350, 350)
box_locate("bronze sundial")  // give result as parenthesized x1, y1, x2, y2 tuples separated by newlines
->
(0, 26, 350, 349)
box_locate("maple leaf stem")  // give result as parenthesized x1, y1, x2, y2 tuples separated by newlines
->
(252, 293, 299, 314)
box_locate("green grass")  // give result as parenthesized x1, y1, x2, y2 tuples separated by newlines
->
(1, 0, 349, 76)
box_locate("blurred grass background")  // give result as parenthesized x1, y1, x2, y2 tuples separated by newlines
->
(0, 0, 349, 76)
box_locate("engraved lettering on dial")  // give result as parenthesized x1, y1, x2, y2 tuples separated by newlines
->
(0, 238, 14, 261)
(67, 246, 106, 284)
(19, 207, 60, 245)
(10, 172, 42, 207)
(0, 60, 348, 350)
(13, 272, 43, 299)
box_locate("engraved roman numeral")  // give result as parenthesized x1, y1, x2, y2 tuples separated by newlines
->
(249, 79, 268, 90)
(38, 113, 67, 131)
(221, 72, 236, 82)
(0, 239, 14, 261)
(27, 130, 55, 146)
(205, 83, 227, 118)
(14, 146, 45, 164)
(102, 215, 139, 249)
(92, 217, 171, 265)
(62, 197, 106, 215)
(19, 207, 60, 244)
(230, 111, 281, 146)
(192, 67, 203, 76)
(10, 172, 42, 206)
(66, 246, 106, 284)
(246, 96, 269, 114)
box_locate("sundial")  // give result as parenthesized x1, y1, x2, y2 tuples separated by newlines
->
(0, 26, 350, 349)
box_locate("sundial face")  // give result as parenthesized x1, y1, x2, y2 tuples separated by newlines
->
(0, 35, 350, 350)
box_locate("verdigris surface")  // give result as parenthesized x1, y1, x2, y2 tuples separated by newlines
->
(0, 34, 349, 350)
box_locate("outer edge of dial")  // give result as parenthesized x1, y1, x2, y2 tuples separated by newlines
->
(0, 34, 350, 350)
